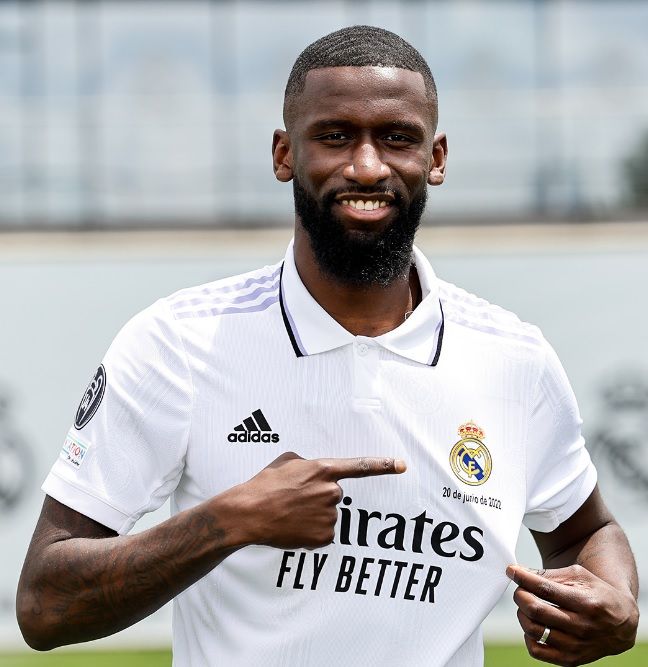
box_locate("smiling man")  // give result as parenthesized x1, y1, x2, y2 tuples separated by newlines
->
(17, 26, 638, 667)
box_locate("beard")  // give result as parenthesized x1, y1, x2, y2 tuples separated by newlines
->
(293, 177, 427, 287)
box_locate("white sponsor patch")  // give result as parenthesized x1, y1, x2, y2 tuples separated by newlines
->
(60, 432, 90, 469)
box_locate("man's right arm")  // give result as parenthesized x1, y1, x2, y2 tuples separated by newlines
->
(16, 491, 251, 651)
(17, 452, 404, 650)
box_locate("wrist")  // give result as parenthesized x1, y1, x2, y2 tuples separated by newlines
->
(209, 484, 263, 549)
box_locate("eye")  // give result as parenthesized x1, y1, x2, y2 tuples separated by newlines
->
(316, 132, 351, 143)
(384, 133, 415, 144)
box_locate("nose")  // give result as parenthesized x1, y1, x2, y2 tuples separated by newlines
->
(342, 141, 391, 185)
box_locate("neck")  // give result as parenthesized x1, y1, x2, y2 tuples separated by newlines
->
(293, 230, 421, 337)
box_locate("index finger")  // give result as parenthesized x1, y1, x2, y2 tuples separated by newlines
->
(318, 457, 407, 480)
(506, 565, 585, 612)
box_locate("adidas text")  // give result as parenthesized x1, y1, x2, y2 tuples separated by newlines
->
(228, 431, 280, 443)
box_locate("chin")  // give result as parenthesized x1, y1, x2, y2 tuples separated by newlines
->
(332, 214, 395, 241)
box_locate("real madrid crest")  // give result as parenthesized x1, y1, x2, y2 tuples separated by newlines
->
(449, 421, 492, 486)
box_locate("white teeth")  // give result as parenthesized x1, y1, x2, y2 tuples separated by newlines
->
(343, 199, 389, 210)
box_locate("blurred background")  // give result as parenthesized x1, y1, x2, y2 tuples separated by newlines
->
(1, 0, 647, 664)
(1, 0, 648, 225)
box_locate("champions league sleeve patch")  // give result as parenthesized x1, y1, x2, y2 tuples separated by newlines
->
(74, 364, 106, 430)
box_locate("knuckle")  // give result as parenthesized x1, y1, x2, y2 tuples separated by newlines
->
(628, 603, 640, 630)
(572, 622, 590, 640)
(516, 609, 528, 629)
(356, 457, 371, 473)
(569, 563, 585, 577)
(381, 457, 394, 471)
(537, 580, 554, 599)
(318, 460, 333, 474)
(322, 528, 336, 545)
(586, 595, 605, 616)
(526, 641, 542, 658)
(527, 601, 542, 619)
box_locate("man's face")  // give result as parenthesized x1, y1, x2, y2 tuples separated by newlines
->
(274, 66, 446, 286)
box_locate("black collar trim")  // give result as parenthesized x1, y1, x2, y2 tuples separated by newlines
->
(278, 263, 304, 358)
(429, 301, 444, 367)
(279, 262, 444, 367)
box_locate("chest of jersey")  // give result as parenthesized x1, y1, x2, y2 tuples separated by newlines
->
(169, 312, 540, 666)
(177, 319, 534, 562)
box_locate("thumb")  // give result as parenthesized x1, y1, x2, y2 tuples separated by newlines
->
(506, 564, 546, 579)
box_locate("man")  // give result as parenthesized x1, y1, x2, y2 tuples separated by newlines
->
(17, 26, 638, 666)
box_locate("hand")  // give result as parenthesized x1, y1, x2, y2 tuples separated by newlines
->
(236, 451, 406, 550)
(507, 564, 639, 666)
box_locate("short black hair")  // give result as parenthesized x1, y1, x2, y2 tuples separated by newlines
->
(283, 25, 438, 128)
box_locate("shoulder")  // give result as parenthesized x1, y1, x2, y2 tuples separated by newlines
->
(105, 261, 283, 355)
(439, 279, 545, 350)
(163, 261, 282, 321)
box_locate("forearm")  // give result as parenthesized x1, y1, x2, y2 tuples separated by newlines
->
(17, 489, 250, 650)
(18, 452, 402, 650)
(540, 520, 638, 599)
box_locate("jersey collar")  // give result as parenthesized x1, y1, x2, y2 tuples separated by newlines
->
(279, 240, 444, 366)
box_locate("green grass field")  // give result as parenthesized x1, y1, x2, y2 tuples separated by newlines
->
(1, 645, 646, 666)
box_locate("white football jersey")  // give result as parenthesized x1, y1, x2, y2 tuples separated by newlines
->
(43, 241, 596, 666)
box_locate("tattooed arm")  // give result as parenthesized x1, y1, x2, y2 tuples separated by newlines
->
(16, 493, 247, 650)
(17, 452, 403, 650)
(507, 486, 639, 665)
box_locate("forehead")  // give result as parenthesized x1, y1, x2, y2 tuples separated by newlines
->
(296, 66, 435, 130)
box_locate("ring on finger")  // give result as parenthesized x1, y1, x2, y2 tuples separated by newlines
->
(537, 627, 550, 645)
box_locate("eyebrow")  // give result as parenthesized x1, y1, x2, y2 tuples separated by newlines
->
(309, 119, 426, 135)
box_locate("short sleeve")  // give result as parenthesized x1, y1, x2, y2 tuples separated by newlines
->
(522, 339, 597, 532)
(42, 299, 192, 534)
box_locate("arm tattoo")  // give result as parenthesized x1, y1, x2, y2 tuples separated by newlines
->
(17, 496, 237, 648)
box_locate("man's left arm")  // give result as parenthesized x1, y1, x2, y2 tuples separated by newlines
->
(508, 485, 639, 666)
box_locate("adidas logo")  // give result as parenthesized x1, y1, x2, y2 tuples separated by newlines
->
(228, 409, 280, 443)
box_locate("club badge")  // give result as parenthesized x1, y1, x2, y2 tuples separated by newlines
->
(74, 365, 106, 430)
(449, 421, 492, 486)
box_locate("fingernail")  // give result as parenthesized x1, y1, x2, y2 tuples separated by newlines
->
(506, 564, 530, 579)
(394, 459, 407, 473)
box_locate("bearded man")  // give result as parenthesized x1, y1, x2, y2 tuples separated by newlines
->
(17, 26, 638, 667)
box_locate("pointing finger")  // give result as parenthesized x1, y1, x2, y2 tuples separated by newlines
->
(317, 457, 407, 480)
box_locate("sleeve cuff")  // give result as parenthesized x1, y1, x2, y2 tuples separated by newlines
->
(42, 471, 137, 535)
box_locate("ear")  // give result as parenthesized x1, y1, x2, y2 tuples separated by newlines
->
(272, 129, 293, 182)
(428, 132, 448, 186)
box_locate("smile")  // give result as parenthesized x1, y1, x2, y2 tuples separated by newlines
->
(342, 199, 389, 211)
(334, 192, 396, 221)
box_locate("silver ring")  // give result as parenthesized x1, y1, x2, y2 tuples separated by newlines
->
(537, 627, 550, 645)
